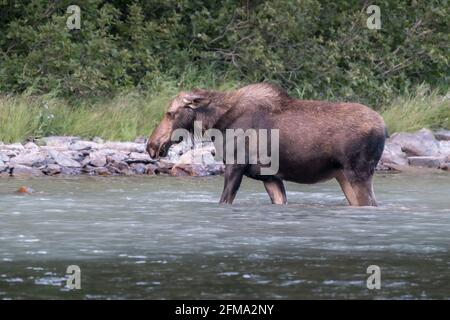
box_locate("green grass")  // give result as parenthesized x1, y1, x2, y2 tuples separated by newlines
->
(0, 83, 448, 143)
(381, 86, 450, 134)
(0, 91, 168, 143)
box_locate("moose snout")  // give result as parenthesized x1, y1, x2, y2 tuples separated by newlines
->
(146, 141, 159, 159)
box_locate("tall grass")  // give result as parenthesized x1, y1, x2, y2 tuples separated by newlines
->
(0, 78, 241, 143)
(0, 83, 448, 143)
(0, 89, 173, 143)
(381, 86, 450, 134)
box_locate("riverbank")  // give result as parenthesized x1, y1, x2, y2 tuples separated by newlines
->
(1, 87, 449, 144)
(0, 128, 449, 178)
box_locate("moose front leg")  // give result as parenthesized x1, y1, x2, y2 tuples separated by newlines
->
(219, 165, 246, 204)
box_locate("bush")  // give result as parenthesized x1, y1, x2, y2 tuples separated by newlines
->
(0, 0, 448, 107)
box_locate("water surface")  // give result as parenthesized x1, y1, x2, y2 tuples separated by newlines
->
(0, 173, 449, 299)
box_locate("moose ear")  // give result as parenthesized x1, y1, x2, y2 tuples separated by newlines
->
(182, 92, 210, 109)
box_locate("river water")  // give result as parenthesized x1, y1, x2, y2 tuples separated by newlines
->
(0, 173, 449, 299)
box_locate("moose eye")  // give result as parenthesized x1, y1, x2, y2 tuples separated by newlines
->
(166, 111, 174, 118)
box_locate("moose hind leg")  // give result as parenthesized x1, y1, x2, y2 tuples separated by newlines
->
(263, 177, 287, 204)
(351, 176, 377, 206)
(336, 170, 358, 206)
(336, 170, 377, 206)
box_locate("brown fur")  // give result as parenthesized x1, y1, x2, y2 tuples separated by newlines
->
(147, 83, 387, 206)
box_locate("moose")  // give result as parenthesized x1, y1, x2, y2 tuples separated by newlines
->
(147, 83, 386, 206)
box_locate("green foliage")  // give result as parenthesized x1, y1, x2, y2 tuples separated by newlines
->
(0, 0, 448, 106)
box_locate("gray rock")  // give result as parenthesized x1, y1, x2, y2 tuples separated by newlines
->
(11, 165, 44, 177)
(145, 163, 157, 175)
(134, 136, 147, 144)
(130, 163, 147, 174)
(93, 167, 110, 176)
(42, 164, 62, 175)
(106, 160, 131, 175)
(435, 130, 450, 141)
(63, 150, 85, 162)
(127, 152, 152, 164)
(0, 151, 9, 162)
(177, 147, 219, 166)
(10, 151, 48, 167)
(42, 136, 80, 148)
(69, 141, 101, 151)
(170, 163, 223, 177)
(167, 140, 193, 162)
(155, 160, 173, 174)
(103, 142, 145, 153)
(86, 150, 118, 167)
(92, 137, 104, 144)
(438, 141, 450, 156)
(106, 152, 128, 164)
(0, 143, 25, 152)
(408, 156, 446, 168)
(24, 142, 39, 150)
(389, 128, 440, 156)
(380, 141, 408, 167)
(60, 167, 82, 175)
(47, 149, 82, 168)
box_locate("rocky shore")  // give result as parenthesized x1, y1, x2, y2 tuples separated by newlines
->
(0, 128, 449, 178)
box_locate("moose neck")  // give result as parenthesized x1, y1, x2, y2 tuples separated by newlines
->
(195, 91, 234, 131)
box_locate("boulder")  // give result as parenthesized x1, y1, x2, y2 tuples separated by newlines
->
(11, 165, 44, 177)
(85, 149, 119, 167)
(389, 128, 440, 156)
(130, 163, 147, 175)
(106, 160, 131, 175)
(435, 130, 450, 141)
(103, 142, 145, 153)
(126, 152, 153, 164)
(145, 163, 157, 175)
(0, 151, 9, 162)
(92, 137, 104, 144)
(170, 164, 193, 176)
(407, 156, 446, 168)
(438, 141, 450, 157)
(60, 167, 82, 175)
(42, 136, 79, 148)
(0, 143, 25, 153)
(93, 167, 110, 176)
(47, 150, 81, 168)
(170, 163, 224, 177)
(106, 152, 128, 164)
(167, 140, 194, 162)
(134, 136, 147, 144)
(23, 142, 39, 150)
(177, 146, 220, 166)
(378, 141, 408, 169)
(10, 151, 48, 167)
(69, 140, 101, 151)
(154, 160, 173, 174)
(42, 164, 62, 175)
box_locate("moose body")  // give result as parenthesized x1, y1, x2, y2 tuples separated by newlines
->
(147, 83, 386, 206)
